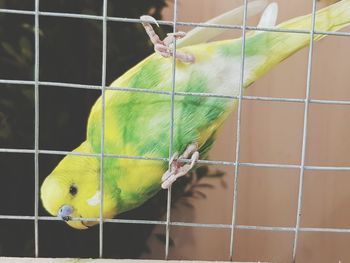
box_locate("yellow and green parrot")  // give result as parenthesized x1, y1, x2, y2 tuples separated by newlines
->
(41, 0, 350, 229)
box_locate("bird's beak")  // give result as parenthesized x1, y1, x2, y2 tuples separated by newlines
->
(57, 204, 89, 229)
(58, 205, 74, 221)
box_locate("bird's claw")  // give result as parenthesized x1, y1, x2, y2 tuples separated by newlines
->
(161, 152, 179, 182)
(140, 15, 160, 27)
(140, 15, 195, 64)
(161, 144, 199, 189)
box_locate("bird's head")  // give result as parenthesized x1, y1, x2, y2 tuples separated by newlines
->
(40, 142, 117, 229)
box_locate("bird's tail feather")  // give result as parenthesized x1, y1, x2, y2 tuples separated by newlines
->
(246, 0, 350, 86)
(279, 0, 350, 40)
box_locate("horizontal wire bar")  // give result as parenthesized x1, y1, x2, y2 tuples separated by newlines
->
(299, 227, 350, 233)
(236, 225, 294, 232)
(0, 215, 36, 220)
(305, 165, 350, 171)
(1, 8, 350, 37)
(309, 99, 350, 106)
(3, 79, 350, 106)
(2, 214, 350, 234)
(0, 148, 35, 154)
(104, 218, 165, 225)
(0, 8, 34, 15)
(0, 79, 34, 85)
(170, 221, 231, 229)
(1, 147, 350, 171)
(240, 162, 300, 169)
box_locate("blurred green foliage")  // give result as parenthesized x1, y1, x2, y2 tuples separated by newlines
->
(0, 0, 225, 258)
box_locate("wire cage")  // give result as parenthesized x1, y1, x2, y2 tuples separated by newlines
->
(1, 0, 350, 262)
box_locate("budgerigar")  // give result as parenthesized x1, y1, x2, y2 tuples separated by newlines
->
(41, 0, 350, 229)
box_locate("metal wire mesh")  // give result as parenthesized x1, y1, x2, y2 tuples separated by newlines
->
(33, 0, 40, 257)
(230, 0, 249, 258)
(1, 0, 350, 261)
(292, 0, 318, 259)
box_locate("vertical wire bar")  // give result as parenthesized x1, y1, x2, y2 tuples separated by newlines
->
(229, 0, 249, 260)
(99, 0, 108, 258)
(165, 0, 179, 259)
(292, 0, 317, 261)
(34, 0, 40, 257)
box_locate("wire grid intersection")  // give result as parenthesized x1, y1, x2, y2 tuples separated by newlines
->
(0, 0, 350, 261)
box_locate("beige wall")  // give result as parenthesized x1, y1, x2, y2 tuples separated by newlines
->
(143, 1, 350, 262)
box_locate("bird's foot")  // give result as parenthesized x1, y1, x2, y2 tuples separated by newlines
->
(140, 15, 195, 64)
(161, 144, 199, 189)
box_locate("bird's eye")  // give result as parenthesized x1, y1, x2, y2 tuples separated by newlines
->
(69, 185, 78, 196)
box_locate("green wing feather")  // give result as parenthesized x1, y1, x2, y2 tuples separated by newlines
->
(87, 53, 231, 211)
